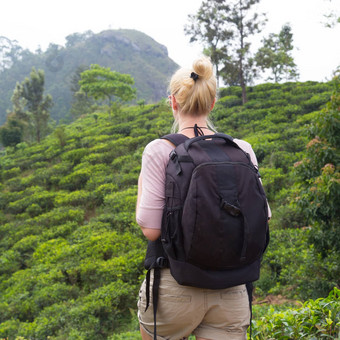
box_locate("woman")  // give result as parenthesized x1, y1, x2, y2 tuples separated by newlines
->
(136, 57, 269, 340)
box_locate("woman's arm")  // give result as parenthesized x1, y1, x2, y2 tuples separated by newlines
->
(136, 174, 162, 241)
(136, 140, 174, 240)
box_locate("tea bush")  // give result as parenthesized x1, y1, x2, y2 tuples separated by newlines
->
(0, 81, 335, 339)
(251, 288, 340, 339)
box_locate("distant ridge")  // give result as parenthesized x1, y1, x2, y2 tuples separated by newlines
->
(0, 29, 179, 124)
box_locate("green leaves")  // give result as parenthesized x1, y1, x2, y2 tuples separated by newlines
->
(79, 64, 136, 103)
(255, 24, 299, 83)
(293, 75, 340, 261)
(0, 102, 169, 338)
(251, 288, 340, 339)
(0, 80, 337, 339)
(8, 67, 53, 144)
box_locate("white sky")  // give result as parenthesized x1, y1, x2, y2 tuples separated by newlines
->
(1, 0, 339, 83)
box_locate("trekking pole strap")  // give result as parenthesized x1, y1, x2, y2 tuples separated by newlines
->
(152, 268, 161, 340)
(246, 282, 253, 340)
(144, 267, 162, 340)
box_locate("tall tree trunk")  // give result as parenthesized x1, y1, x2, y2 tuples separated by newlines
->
(239, 62, 247, 104)
(215, 64, 220, 89)
(239, 0, 247, 104)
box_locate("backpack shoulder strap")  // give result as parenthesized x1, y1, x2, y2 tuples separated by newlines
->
(161, 133, 189, 147)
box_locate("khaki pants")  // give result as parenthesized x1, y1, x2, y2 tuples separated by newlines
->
(138, 269, 250, 340)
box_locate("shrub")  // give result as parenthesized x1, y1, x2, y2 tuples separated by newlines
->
(61, 148, 89, 165)
(0, 319, 21, 339)
(109, 331, 141, 339)
(0, 249, 22, 276)
(217, 95, 242, 108)
(59, 168, 92, 191)
(251, 288, 340, 339)
(2, 167, 21, 180)
(26, 203, 43, 217)
(32, 207, 85, 227)
(260, 167, 285, 202)
(40, 221, 80, 240)
(4, 177, 27, 192)
(7, 187, 55, 214)
(54, 190, 94, 207)
(301, 93, 330, 113)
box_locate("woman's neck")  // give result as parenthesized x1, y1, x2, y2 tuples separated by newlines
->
(177, 115, 214, 137)
(178, 116, 207, 130)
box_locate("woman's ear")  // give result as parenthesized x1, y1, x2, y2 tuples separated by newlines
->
(211, 98, 216, 111)
(172, 95, 178, 111)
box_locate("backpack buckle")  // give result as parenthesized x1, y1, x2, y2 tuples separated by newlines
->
(156, 257, 168, 268)
(221, 200, 241, 217)
(169, 150, 182, 175)
(170, 150, 177, 160)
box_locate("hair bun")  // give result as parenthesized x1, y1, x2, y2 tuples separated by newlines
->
(192, 57, 213, 80)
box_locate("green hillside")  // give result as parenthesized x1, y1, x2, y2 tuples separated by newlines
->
(0, 81, 339, 339)
(0, 29, 178, 124)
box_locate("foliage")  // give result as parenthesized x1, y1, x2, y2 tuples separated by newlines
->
(0, 81, 335, 338)
(69, 65, 95, 119)
(186, 0, 267, 103)
(0, 115, 25, 147)
(292, 74, 340, 292)
(184, 0, 233, 87)
(219, 0, 267, 103)
(106, 290, 340, 339)
(0, 36, 24, 71)
(1, 67, 53, 145)
(255, 24, 299, 82)
(251, 287, 340, 339)
(256, 228, 337, 300)
(0, 30, 178, 125)
(78, 64, 136, 115)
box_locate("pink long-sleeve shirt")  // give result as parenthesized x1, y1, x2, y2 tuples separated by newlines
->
(136, 137, 271, 229)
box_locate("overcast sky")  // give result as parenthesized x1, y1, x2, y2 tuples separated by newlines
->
(1, 0, 339, 83)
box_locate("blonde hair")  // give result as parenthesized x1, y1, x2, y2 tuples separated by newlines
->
(169, 56, 217, 117)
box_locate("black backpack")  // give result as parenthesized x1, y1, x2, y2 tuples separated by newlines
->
(143, 133, 269, 339)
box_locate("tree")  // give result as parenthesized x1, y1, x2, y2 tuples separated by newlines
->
(255, 24, 299, 82)
(184, 0, 233, 88)
(11, 82, 28, 121)
(323, 0, 340, 28)
(0, 68, 52, 146)
(0, 36, 23, 71)
(16, 67, 53, 143)
(78, 64, 136, 116)
(0, 113, 24, 147)
(220, 0, 267, 104)
(65, 30, 94, 48)
(70, 65, 95, 118)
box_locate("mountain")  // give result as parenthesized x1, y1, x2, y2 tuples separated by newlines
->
(0, 29, 179, 124)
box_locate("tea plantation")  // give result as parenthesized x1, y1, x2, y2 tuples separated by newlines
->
(0, 81, 339, 339)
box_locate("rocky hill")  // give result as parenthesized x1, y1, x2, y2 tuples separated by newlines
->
(0, 29, 179, 124)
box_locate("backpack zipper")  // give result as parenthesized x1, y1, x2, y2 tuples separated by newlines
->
(192, 161, 259, 174)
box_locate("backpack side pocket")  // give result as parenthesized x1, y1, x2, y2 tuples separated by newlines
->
(161, 207, 185, 261)
(161, 177, 185, 261)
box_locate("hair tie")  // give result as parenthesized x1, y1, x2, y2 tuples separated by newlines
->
(190, 72, 199, 82)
